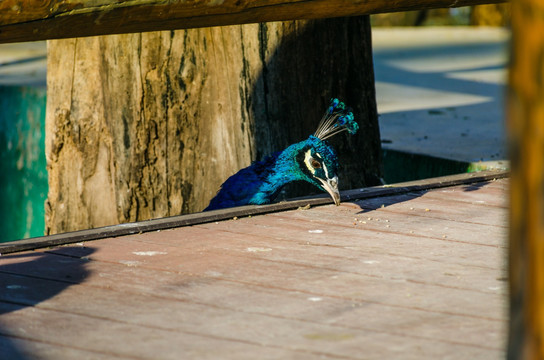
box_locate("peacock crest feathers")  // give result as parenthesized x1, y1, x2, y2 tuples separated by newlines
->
(314, 98, 359, 140)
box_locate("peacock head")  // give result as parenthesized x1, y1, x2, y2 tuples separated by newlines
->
(294, 98, 359, 206)
(296, 135, 341, 205)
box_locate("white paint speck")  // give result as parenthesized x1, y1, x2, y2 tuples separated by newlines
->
(307, 297, 323, 302)
(205, 271, 223, 277)
(363, 260, 380, 265)
(132, 251, 167, 256)
(488, 286, 501, 291)
(119, 260, 140, 267)
(247, 247, 272, 252)
(308, 229, 323, 234)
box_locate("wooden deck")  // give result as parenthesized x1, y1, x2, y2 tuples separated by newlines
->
(0, 175, 508, 359)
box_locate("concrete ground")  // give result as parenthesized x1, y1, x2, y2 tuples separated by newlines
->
(372, 27, 509, 165)
(0, 41, 46, 86)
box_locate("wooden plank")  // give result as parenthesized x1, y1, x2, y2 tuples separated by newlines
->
(0, 271, 504, 359)
(222, 208, 505, 249)
(0, 301, 308, 360)
(0, 334, 116, 360)
(0, 179, 507, 358)
(0, 170, 508, 255)
(48, 223, 505, 293)
(0, 0, 507, 44)
(353, 193, 507, 227)
(0, 221, 506, 320)
(508, 0, 544, 357)
(1, 243, 505, 343)
(421, 186, 508, 209)
(3, 247, 500, 321)
(0, 300, 502, 359)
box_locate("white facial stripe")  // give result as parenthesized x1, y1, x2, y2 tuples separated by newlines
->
(303, 149, 313, 172)
(323, 162, 330, 179)
(314, 152, 331, 179)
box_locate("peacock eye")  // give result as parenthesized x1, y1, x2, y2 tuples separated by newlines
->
(311, 158, 321, 169)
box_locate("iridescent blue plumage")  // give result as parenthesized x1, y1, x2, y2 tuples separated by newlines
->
(204, 99, 357, 211)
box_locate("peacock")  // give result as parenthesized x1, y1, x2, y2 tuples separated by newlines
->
(204, 98, 359, 211)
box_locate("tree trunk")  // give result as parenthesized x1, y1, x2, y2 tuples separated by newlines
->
(45, 16, 381, 234)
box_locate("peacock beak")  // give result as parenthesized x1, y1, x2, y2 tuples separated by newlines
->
(319, 176, 340, 206)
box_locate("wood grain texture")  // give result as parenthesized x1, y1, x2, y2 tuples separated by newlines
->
(0, 179, 508, 359)
(44, 17, 381, 235)
(508, 0, 544, 358)
(0, 0, 506, 43)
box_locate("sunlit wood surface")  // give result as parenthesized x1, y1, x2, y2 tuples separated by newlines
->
(508, 0, 544, 357)
(0, 0, 506, 43)
(0, 177, 507, 359)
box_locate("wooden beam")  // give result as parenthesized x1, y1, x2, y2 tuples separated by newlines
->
(0, 170, 507, 255)
(508, 0, 544, 358)
(0, 0, 506, 44)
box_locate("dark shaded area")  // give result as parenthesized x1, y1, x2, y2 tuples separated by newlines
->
(355, 191, 422, 214)
(383, 149, 469, 184)
(460, 181, 492, 192)
(249, 16, 382, 201)
(0, 247, 95, 358)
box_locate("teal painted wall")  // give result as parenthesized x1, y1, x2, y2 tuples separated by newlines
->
(0, 86, 47, 242)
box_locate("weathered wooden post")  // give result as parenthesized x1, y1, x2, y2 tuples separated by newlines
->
(508, 0, 544, 358)
(45, 17, 381, 234)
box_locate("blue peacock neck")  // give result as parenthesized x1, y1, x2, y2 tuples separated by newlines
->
(248, 139, 313, 205)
